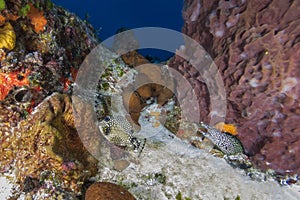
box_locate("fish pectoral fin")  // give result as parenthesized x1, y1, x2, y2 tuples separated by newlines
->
(197, 127, 208, 137)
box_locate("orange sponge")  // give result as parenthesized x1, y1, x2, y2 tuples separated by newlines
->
(214, 122, 238, 135)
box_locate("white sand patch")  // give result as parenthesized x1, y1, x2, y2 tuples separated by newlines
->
(0, 176, 13, 199)
(95, 104, 300, 200)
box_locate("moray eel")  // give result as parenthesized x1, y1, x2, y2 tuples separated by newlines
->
(98, 115, 145, 153)
(198, 122, 244, 155)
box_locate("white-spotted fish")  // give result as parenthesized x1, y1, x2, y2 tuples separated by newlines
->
(198, 122, 244, 155)
(98, 115, 145, 154)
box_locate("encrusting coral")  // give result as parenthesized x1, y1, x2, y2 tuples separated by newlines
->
(27, 3, 47, 33)
(0, 22, 16, 50)
(1, 93, 98, 196)
(0, 1, 100, 198)
(0, 69, 30, 100)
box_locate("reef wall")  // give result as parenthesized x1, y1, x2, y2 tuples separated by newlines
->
(169, 0, 300, 175)
(0, 1, 100, 198)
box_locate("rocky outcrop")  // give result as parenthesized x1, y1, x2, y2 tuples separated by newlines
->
(85, 182, 136, 200)
(121, 51, 175, 124)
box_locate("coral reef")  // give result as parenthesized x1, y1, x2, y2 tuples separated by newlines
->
(1, 93, 98, 198)
(169, 0, 300, 175)
(94, 49, 175, 125)
(120, 51, 175, 124)
(0, 0, 99, 198)
(2, 0, 299, 199)
(0, 0, 98, 106)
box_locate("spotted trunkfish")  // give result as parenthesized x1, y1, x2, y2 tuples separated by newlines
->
(198, 122, 244, 155)
(98, 115, 146, 155)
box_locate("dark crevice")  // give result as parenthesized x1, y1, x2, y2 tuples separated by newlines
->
(254, 50, 266, 65)
(281, 0, 296, 23)
(257, 0, 273, 13)
(292, 34, 300, 47)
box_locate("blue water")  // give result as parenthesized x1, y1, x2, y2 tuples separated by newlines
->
(52, 0, 184, 61)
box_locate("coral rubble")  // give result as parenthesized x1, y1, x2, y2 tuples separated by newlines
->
(169, 0, 300, 175)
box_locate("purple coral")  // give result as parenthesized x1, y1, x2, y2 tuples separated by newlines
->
(170, 0, 300, 175)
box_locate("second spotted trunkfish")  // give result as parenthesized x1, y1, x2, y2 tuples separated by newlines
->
(198, 122, 244, 155)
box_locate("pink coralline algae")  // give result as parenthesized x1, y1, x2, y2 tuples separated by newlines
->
(169, 0, 300, 175)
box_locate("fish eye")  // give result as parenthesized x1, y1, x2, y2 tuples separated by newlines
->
(104, 116, 110, 122)
(198, 126, 207, 133)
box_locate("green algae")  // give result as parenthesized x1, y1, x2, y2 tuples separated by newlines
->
(235, 195, 241, 200)
(18, 4, 30, 17)
(140, 172, 167, 186)
(176, 192, 182, 200)
(0, 0, 5, 11)
(176, 191, 192, 200)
